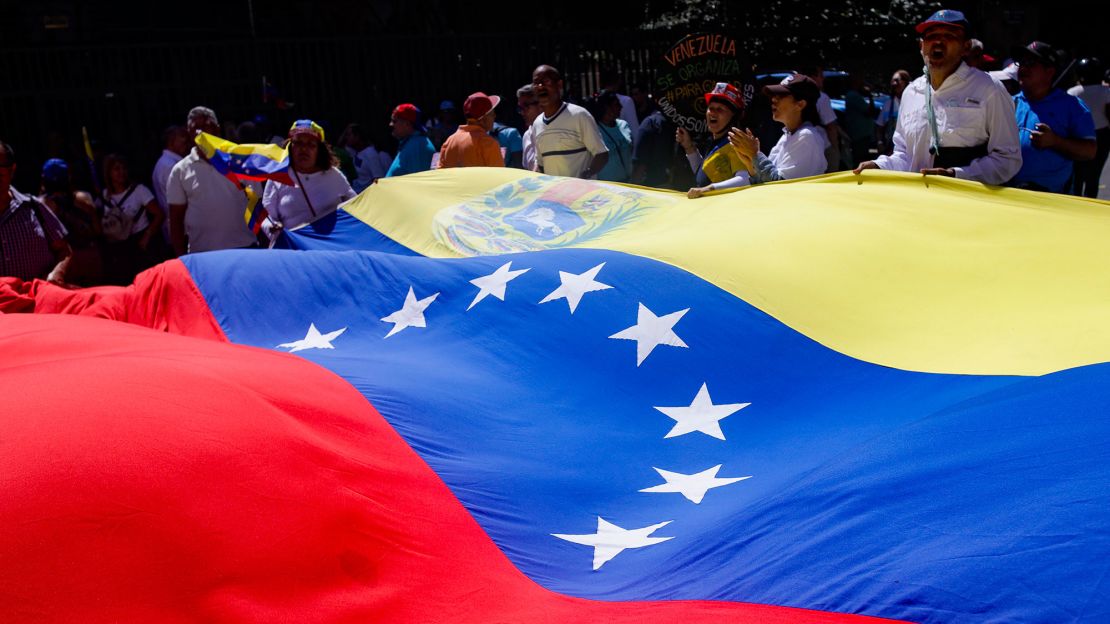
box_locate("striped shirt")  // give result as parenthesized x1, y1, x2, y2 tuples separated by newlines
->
(530, 102, 608, 178)
(0, 188, 67, 280)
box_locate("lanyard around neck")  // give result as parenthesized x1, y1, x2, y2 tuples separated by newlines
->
(925, 65, 941, 155)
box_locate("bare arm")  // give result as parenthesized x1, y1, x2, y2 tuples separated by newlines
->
(1052, 136, 1097, 161)
(1032, 123, 1097, 161)
(73, 191, 102, 236)
(825, 122, 841, 150)
(630, 163, 648, 185)
(582, 152, 609, 179)
(46, 239, 73, 285)
(140, 199, 165, 250)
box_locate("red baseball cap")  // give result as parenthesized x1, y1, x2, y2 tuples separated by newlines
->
(704, 82, 744, 111)
(392, 103, 421, 124)
(463, 92, 501, 120)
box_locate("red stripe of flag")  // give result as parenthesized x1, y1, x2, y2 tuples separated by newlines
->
(0, 268, 905, 623)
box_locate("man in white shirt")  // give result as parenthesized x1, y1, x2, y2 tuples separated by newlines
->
(854, 9, 1021, 185)
(166, 107, 258, 255)
(529, 65, 608, 178)
(152, 126, 189, 240)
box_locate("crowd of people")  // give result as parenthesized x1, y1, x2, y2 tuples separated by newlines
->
(2, 8, 1108, 289)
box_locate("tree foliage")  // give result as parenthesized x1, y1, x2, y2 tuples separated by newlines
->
(640, 0, 938, 64)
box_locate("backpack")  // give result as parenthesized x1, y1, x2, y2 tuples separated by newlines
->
(101, 185, 137, 242)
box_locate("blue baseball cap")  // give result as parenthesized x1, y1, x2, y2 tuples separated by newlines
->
(915, 9, 969, 34)
(41, 158, 69, 184)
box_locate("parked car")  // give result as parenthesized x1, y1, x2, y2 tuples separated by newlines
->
(755, 70, 889, 115)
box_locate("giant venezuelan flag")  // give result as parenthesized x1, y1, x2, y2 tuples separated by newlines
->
(2, 169, 1110, 623)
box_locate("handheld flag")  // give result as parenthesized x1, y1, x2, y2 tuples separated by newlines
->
(262, 75, 295, 110)
(81, 126, 100, 194)
(242, 183, 266, 235)
(701, 143, 746, 183)
(194, 131, 291, 231)
(194, 131, 292, 186)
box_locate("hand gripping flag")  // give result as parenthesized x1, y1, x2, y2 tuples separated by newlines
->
(3, 169, 1110, 623)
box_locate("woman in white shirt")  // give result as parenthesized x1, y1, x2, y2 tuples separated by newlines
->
(263, 120, 356, 231)
(729, 74, 829, 184)
(100, 153, 166, 283)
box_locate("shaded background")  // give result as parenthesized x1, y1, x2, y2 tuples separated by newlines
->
(1, 0, 1105, 191)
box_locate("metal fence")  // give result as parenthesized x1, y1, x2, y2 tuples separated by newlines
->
(1, 26, 931, 193)
(0, 31, 675, 190)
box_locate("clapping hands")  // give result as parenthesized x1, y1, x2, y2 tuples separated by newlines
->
(728, 128, 758, 171)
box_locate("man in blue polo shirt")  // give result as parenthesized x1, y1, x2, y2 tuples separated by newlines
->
(385, 103, 435, 178)
(1010, 41, 1096, 193)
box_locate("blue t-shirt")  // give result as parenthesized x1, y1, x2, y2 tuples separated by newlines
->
(595, 119, 633, 182)
(491, 123, 523, 167)
(1012, 89, 1096, 192)
(385, 132, 435, 178)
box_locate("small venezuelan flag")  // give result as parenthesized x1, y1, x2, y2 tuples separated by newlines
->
(195, 131, 289, 231)
(701, 143, 746, 184)
(242, 185, 267, 235)
(195, 132, 293, 186)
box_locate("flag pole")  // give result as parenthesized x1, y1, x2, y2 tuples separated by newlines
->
(81, 126, 101, 195)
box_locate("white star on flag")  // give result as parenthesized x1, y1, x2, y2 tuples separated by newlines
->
(654, 383, 749, 440)
(640, 464, 751, 504)
(553, 517, 673, 570)
(608, 303, 689, 366)
(468, 261, 530, 311)
(539, 262, 613, 313)
(276, 323, 347, 353)
(381, 286, 439, 338)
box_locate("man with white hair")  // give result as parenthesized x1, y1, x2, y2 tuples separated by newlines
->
(166, 106, 259, 255)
